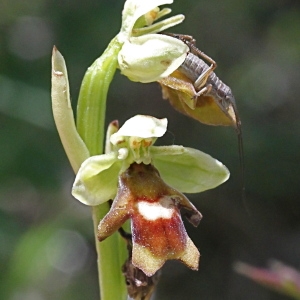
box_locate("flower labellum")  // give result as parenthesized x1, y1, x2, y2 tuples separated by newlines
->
(98, 162, 202, 276)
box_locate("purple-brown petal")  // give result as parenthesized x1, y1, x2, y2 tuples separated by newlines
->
(97, 204, 130, 241)
(97, 176, 132, 241)
(98, 162, 201, 276)
(123, 163, 200, 276)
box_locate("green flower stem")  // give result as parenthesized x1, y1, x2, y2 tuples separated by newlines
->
(76, 36, 127, 300)
(92, 205, 128, 300)
(77, 36, 120, 156)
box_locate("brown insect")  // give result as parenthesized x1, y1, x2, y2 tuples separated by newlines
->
(159, 33, 244, 190)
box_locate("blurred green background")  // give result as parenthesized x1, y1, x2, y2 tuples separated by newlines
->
(1, 0, 300, 299)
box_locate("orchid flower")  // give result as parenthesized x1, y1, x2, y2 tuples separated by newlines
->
(72, 115, 229, 276)
(72, 115, 229, 206)
(116, 0, 189, 83)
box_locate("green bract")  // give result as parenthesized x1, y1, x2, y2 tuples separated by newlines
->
(72, 115, 230, 206)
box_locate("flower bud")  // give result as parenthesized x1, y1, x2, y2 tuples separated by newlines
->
(118, 34, 188, 83)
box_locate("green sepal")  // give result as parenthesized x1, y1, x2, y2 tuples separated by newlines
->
(72, 153, 122, 205)
(151, 146, 230, 193)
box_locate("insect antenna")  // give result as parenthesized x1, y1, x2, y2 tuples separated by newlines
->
(232, 105, 248, 213)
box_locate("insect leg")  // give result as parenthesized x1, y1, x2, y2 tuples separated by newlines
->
(194, 83, 212, 98)
(188, 42, 217, 69)
(193, 53, 217, 90)
(177, 34, 197, 45)
(163, 33, 197, 45)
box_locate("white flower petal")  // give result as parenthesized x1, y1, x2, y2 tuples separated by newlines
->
(151, 146, 230, 193)
(110, 115, 168, 145)
(118, 34, 188, 83)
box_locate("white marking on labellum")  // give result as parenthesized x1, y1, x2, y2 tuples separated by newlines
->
(137, 196, 175, 220)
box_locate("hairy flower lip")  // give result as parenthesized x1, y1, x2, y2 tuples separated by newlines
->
(97, 162, 201, 276)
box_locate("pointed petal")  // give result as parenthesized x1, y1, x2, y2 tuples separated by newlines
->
(120, 0, 174, 38)
(105, 120, 119, 153)
(151, 146, 230, 193)
(133, 14, 185, 36)
(72, 153, 121, 205)
(175, 193, 202, 227)
(98, 197, 130, 241)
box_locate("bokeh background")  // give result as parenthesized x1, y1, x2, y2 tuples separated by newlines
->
(1, 0, 300, 299)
